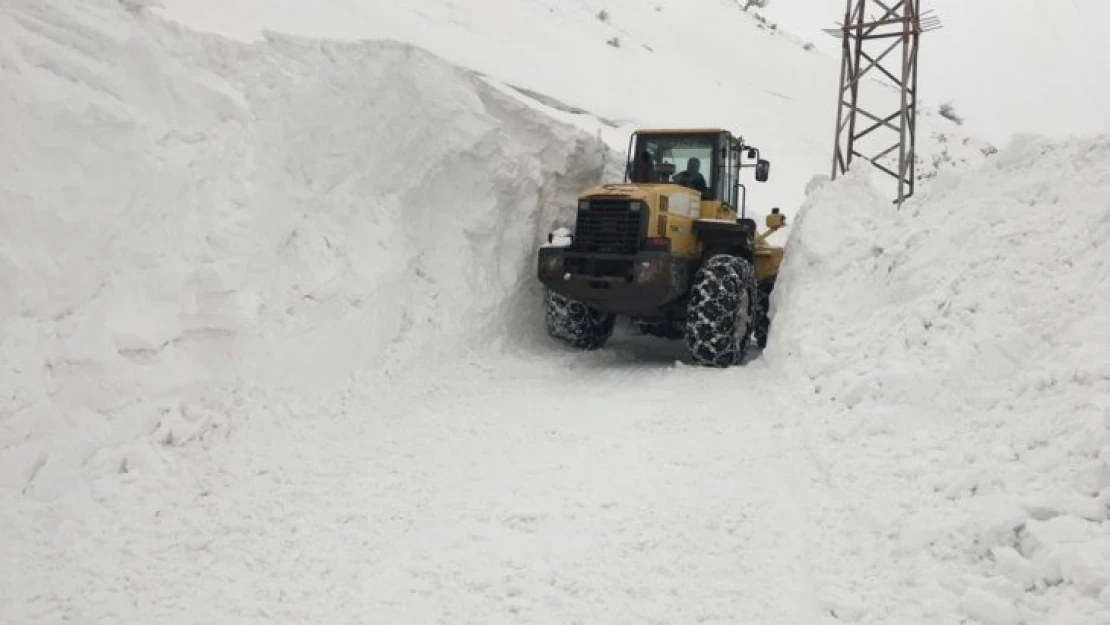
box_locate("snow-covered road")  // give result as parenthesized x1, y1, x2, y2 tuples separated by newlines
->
(4, 343, 816, 624)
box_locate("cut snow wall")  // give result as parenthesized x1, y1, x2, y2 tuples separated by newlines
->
(767, 135, 1110, 411)
(0, 0, 606, 497)
(765, 135, 1110, 624)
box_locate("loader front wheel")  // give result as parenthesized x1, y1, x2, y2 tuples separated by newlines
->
(684, 254, 756, 367)
(545, 290, 615, 350)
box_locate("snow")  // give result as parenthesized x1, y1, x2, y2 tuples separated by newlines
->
(0, 0, 609, 500)
(540, 227, 573, 249)
(766, 135, 1110, 624)
(2, 0, 1109, 624)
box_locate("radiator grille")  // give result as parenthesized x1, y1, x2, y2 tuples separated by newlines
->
(571, 200, 643, 254)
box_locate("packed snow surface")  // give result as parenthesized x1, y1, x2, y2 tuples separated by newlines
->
(2, 1, 1109, 624)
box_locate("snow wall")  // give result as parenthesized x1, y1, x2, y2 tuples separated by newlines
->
(766, 136, 1110, 623)
(0, 0, 610, 497)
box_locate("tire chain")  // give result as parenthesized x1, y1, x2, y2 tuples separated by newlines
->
(545, 290, 614, 349)
(685, 255, 755, 366)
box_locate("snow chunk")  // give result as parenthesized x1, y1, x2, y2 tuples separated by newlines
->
(542, 227, 573, 248)
(817, 585, 867, 622)
(960, 587, 1019, 625)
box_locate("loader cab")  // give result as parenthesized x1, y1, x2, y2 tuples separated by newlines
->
(625, 128, 770, 217)
(627, 131, 719, 197)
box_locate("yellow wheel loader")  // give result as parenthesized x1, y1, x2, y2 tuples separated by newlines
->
(537, 128, 786, 367)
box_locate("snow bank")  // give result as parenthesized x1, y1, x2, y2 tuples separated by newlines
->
(0, 0, 607, 499)
(768, 136, 1110, 623)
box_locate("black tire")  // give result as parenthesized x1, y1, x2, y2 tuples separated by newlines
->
(754, 277, 775, 349)
(684, 254, 757, 367)
(545, 290, 615, 350)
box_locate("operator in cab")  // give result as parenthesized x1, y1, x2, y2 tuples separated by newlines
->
(673, 157, 708, 195)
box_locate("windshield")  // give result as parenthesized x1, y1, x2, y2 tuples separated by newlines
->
(628, 133, 718, 199)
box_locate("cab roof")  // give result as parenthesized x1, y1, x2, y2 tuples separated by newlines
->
(633, 128, 731, 135)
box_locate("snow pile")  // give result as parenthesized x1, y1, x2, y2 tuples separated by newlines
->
(768, 136, 1110, 623)
(0, 0, 607, 499)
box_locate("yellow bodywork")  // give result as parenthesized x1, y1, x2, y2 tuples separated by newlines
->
(577, 183, 744, 259)
(754, 211, 786, 282)
(576, 182, 785, 283)
(754, 242, 783, 283)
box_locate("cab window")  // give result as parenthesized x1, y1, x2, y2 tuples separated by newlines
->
(629, 134, 718, 199)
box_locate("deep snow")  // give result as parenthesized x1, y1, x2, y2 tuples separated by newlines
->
(768, 137, 1110, 624)
(0, 0, 612, 497)
(2, 0, 1109, 624)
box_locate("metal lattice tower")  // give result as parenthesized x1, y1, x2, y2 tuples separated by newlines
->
(828, 0, 941, 204)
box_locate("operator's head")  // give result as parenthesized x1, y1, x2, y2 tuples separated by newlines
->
(686, 158, 700, 172)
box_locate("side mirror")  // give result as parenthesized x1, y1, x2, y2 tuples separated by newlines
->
(755, 159, 770, 182)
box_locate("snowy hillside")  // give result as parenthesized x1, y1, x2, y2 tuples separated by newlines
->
(156, 0, 991, 215)
(3, 0, 1109, 624)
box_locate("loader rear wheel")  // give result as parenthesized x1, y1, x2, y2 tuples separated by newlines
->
(684, 254, 756, 367)
(754, 277, 775, 349)
(545, 290, 615, 350)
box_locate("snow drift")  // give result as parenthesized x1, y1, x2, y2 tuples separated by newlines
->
(0, 0, 608, 498)
(768, 136, 1110, 624)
